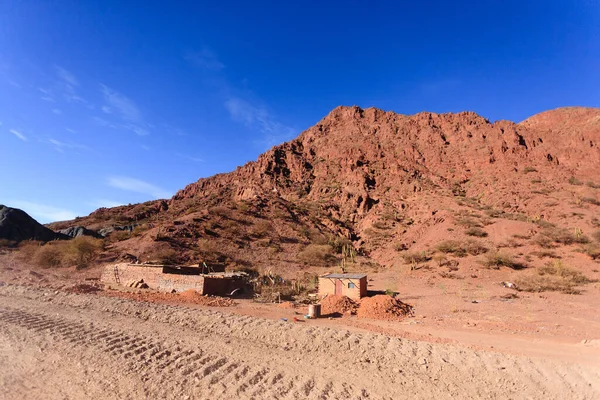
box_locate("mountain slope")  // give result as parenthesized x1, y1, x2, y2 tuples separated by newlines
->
(0, 205, 67, 242)
(48, 106, 600, 272)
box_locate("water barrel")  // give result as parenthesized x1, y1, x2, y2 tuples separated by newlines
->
(308, 304, 321, 318)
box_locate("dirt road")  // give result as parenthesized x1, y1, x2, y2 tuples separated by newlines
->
(0, 284, 598, 399)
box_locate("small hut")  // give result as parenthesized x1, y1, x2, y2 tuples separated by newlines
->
(318, 273, 367, 300)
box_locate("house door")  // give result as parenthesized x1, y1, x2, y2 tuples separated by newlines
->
(335, 279, 343, 295)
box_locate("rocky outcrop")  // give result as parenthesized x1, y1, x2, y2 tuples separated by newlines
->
(0, 205, 68, 242)
(57, 226, 103, 239)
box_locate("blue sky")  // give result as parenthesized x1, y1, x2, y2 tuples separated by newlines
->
(1, 1, 598, 223)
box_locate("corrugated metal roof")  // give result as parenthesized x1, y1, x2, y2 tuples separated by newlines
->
(321, 273, 367, 279)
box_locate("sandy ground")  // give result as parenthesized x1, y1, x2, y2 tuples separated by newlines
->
(1, 283, 599, 400)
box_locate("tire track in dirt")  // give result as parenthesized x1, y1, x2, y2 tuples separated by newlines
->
(1, 284, 599, 399)
(0, 307, 365, 399)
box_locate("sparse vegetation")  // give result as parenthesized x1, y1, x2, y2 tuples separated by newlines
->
(533, 227, 590, 247)
(569, 176, 583, 186)
(401, 251, 430, 266)
(19, 237, 104, 269)
(581, 197, 600, 206)
(582, 244, 600, 260)
(530, 250, 560, 259)
(586, 181, 600, 189)
(465, 227, 488, 237)
(435, 240, 488, 257)
(523, 166, 538, 173)
(298, 244, 336, 266)
(484, 252, 526, 270)
(515, 260, 592, 294)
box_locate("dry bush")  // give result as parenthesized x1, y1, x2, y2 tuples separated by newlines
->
(534, 227, 589, 247)
(523, 166, 538, 174)
(0, 239, 17, 248)
(210, 206, 232, 219)
(569, 176, 583, 186)
(593, 230, 600, 242)
(435, 240, 488, 257)
(26, 237, 104, 269)
(251, 220, 272, 238)
(456, 217, 483, 228)
(581, 197, 600, 206)
(593, 217, 600, 228)
(484, 252, 526, 270)
(62, 237, 105, 268)
(114, 230, 131, 241)
(515, 260, 592, 294)
(432, 253, 448, 267)
(587, 181, 600, 189)
(530, 250, 560, 259)
(145, 248, 179, 265)
(297, 244, 336, 266)
(327, 235, 353, 254)
(583, 244, 600, 260)
(465, 227, 488, 237)
(372, 220, 389, 230)
(401, 251, 430, 265)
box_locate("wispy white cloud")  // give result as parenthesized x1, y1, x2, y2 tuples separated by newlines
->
(176, 153, 204, 163)
(224, 97, 296, 147)
(9, 129, 27, 141)
(43, 138, 88, 153)
(123, 124, 149, 136)
(92, 116, 118, 129)
(165, 125, 188, 136)
(99, 85, 151, 136)
(141, 145, 151, 151)
(185, 47, 225, 71)
(107, 176, 171, 199)
(55, 66, 79, 87)
(7, 200, 78, 223)
(100, 84, 142, 122)
(52, 108, 62, 115)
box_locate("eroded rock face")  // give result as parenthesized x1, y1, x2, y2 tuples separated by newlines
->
(45, 106, 600, 267)
(0, 205, 68, 242)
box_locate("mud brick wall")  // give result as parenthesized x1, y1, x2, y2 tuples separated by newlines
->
(157, 274, 205, 293)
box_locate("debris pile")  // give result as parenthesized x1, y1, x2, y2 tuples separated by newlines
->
(321, 295, 358, 316)
(65, 282, 102, 294)
(357, 295, 414, 320)
(179, 289, 235, 306)
(126, 279, 149, 289)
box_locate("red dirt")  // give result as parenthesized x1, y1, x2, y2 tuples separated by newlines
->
(357, 295, 414, 321)
(104, 289, 235, 307)
(321, 295, 358, 316)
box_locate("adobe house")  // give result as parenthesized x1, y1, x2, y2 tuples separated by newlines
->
(318, 273, 367, 300)
(101, 263, 247, 295)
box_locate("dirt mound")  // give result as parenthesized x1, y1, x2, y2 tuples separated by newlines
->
(278, 301, 296, 309)
(357, 295, 414, 320)
(65, 283, 102, 294)
(179, 289, 235, 306)
(321, 295, 358, 316)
